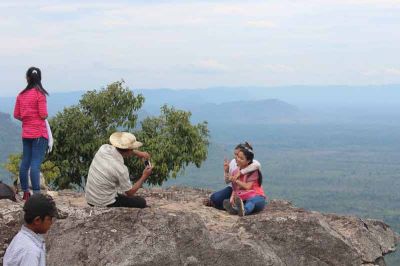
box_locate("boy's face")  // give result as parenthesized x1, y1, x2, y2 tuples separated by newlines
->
(33, 216, 54, 234)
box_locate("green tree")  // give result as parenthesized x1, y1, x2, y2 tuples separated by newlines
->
(3, 153, 20, 182)
(130, 105, 209, 185)
(48, 81, 209, 188)
(3, 153, 60, 185)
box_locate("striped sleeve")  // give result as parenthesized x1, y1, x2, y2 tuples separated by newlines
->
(36, 90, 48, 119)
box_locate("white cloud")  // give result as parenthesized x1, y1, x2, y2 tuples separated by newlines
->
(0, 0, 399, 95)
(384, 68, 400, 76)
(38, 2, 120, 13)
(246, 20, 277, 29)
(102, 18, 130, 28)
(362, 67, 400, 77)
(39, 4, 81, 13)
(189, 59, 229, 73)
(263, 64, 295, 73)
(212, 5, 250, 16)
(331, 0, 400, 6)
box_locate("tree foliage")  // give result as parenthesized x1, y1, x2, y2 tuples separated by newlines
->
(3, 153, 60, 185)
(130, 105, 209, 185)
(48, 81, 209, 188)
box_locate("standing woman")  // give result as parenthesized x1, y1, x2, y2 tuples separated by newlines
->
(14, 67, 49, 200)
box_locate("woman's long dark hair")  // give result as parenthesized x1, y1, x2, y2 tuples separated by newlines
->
(239, 145, 262, 185)
(21, 67, 49, 95)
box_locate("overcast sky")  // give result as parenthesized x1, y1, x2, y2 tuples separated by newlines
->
(0, 0, 399, 96)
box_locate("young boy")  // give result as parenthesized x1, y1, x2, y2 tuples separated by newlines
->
(3, 194, 57, 266)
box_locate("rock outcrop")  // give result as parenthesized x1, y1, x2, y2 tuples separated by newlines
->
(1, 187, 399, 266)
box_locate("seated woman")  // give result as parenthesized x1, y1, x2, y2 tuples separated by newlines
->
(204, 142, 261, 210)
(223, 145, 266, 216)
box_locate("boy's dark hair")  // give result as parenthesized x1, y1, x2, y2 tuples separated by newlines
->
(23, 194, 57, 224)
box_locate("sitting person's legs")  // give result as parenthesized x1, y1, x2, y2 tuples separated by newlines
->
(244, 196, 266, 215)
(107, 194, 147, 208)
(210, 186, 232, 210)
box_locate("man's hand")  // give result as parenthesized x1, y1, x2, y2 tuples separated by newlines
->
(142, 166, 153, 179)
(140, 152, 151, 160)
(126, 166, 153, 197)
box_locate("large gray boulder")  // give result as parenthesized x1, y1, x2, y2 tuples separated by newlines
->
(1, 187, 399, 265)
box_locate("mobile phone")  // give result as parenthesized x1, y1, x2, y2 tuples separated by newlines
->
(144, 160, 151, 167)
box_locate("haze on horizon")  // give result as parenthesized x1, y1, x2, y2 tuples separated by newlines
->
(0, 0, 400, 97)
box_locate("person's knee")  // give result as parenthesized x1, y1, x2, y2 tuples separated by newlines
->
(20, 160, 30, 170)
(210, 192, 217, 203)
(136, 197, 147, 208)
(30, 160, 41, 170)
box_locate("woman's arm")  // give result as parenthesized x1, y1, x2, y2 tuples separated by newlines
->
(37, 91, 48, 120)
(224, 171, 230, 184)
(235, 170, 258, 190)
(224, 159, 230, 183)
(240, 160, 261, 175)
(13, 96, 21, 120)
(234, 179, 253, 190)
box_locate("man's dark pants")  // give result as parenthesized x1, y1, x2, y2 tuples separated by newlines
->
(107, 194, 147, 208)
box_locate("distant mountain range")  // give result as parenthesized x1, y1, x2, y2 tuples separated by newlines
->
(0, 89, 307, 124)
(0, 91, 83, 117)
(188, 99, 304, 125)
(1, 84, 400, 116)
(137, 85, 400, 108)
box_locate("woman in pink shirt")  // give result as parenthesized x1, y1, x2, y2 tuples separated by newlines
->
(223, 145, 266, 216)
(204, 142, 261, 210)
(13, 67, 49, 200)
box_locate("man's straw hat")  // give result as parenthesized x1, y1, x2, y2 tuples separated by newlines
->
(109, 132, 142, 150)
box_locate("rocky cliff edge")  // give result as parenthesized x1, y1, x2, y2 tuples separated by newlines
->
(1, 187, 399, 266)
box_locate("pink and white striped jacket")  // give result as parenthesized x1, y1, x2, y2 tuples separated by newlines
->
(14, 88, 48, 139)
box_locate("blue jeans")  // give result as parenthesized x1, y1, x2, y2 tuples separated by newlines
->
(244, 196, 266, 215)
(20, 137, 48, 193)
(210, 186, 232, 210)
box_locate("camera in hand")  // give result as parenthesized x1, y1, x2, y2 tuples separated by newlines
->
(144, 160, 151, 167)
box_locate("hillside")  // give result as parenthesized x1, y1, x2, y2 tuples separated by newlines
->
(189, 99, 304, 124)
(0, 112, 20, 184)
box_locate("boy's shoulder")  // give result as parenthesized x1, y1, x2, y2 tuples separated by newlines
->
(12, 226, 45, 250)
(4, 228, 43, 265)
